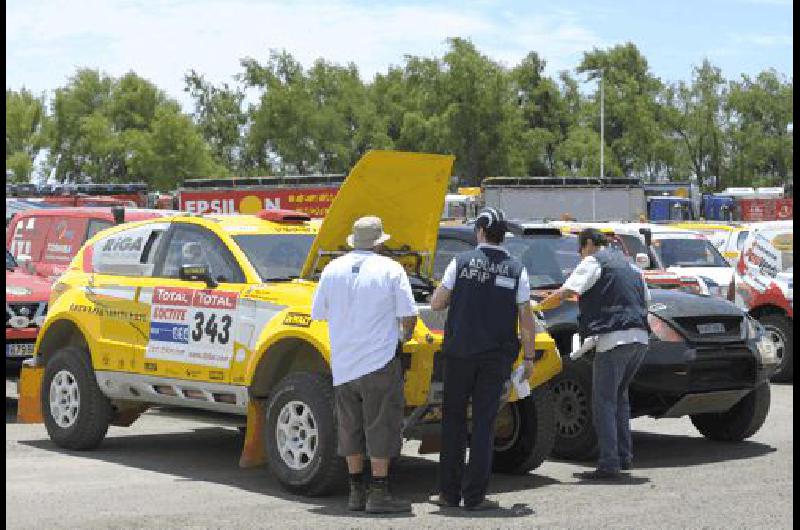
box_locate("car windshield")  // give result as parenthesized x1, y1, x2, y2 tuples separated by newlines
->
(6, 250, 18, 270)
(652, 237, 729, 268)
(234, 234, 315, 281)
(505, 234, 581, 289)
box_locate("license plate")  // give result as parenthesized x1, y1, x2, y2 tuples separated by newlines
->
(6, 343, 35, 358)
(697, 323, 726, 334)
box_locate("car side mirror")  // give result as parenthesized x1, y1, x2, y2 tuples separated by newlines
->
(635, 253, 650, 269)
(180, 264, 218, 288)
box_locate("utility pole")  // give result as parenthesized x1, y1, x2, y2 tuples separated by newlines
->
(600, 69, 604, 179)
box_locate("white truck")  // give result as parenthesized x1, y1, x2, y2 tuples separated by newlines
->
(482, 177, 646, 222)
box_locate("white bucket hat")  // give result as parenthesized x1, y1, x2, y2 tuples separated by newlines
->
(347, 216, 391, 249)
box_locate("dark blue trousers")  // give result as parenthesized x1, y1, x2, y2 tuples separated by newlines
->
(439, 355, 511, 507)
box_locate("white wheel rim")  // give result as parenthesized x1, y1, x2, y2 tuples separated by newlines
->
(765, 326, 787, 362)
(275, 400, 318, 470)
(49, 370, 80, 428)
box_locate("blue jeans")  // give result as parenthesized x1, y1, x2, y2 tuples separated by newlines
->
(592, 342, 647, 472)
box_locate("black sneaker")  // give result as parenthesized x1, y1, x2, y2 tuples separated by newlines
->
(429, 494, 460, 508)
(463, 498, 500, 511)
(348, 482, 367, 511)
(366, 483, 412, 514)
(574, 469, 622, 480)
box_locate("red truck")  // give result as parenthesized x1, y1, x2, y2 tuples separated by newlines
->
(6, 207, 173, 280)
(5, 207, 175, 377)
(177, 175, 345, 217)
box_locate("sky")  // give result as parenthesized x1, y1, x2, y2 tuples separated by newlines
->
(6, 0, 794, 111)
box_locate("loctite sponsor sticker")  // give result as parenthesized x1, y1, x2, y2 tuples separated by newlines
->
(146, 286, 238, 368)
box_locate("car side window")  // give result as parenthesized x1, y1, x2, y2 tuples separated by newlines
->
(156, 225, 244, 283)
(92, 224, 169, 277)
(86, 219, 114, 241)
(736, 231, 749, 251)
(433, 237, 473, 281)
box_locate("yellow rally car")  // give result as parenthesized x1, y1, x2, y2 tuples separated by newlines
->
(19, 151, 561, 495)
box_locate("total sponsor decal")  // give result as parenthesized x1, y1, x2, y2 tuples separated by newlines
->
(146, 287, 238, 368)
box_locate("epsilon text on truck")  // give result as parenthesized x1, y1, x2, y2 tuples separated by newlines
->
(179, 188, 338, 218)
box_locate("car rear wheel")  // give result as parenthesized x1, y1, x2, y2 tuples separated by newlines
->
(690, 383, 771, 441)
(493, 383, 556, 473)
(264, 372, 345, 496)
(758, 314, 793, 382)
(551, 361, 598, 460)
(42, 347, 113, 450)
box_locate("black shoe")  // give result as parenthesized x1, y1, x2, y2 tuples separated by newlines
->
(366, 483, 412, 514)
(429, 494, 460, 508)
(463, 498, 500, 511)
(620, 461, 632, 471)
(348, 482, 367, 511)
(574, 469, 622, 480)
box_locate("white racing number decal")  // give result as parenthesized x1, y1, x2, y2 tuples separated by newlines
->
(146, 286, 238, 368)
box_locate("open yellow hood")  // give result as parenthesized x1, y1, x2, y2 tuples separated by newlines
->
(300, 150, 455, 279)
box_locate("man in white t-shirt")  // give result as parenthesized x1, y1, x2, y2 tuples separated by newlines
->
(539, 228, 650, 480)
(311, 216, 417, 514)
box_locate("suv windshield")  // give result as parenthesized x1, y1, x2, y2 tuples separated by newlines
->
(506, 234, 581, 289)
(653, 237, 729, 268)
(6, 250, 18, 270)
(234, 234, 315, 281)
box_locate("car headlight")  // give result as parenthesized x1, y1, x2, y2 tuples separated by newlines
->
(6, 285, 32, 296)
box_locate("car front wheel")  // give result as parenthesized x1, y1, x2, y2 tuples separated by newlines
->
(42, 347, 113, 450)
(550, 361, 598, 460)
(758, 314, 793, 382)
(263, 372, 345, 496)
(493, 383, 556, 473)
(690, 383, 771, 441)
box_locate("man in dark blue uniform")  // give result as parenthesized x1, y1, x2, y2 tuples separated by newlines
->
(539, 228, 649, 479)
(429, 208, 538, 510)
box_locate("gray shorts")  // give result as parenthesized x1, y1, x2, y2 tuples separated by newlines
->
(334, 356, 404, 458)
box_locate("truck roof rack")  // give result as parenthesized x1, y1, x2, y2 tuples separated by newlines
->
(482, 176, 641, 187)
(181, 174, 346, 189)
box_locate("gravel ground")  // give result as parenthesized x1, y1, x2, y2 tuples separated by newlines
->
(5, 382, 793, 529)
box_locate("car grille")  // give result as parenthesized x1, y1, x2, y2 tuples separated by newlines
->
(6, 302, 47, 329)
(671, 315, 743, 343)
(689, 345, 756, 391)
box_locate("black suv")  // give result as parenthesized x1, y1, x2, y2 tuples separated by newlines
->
(433, 223, 778, 460)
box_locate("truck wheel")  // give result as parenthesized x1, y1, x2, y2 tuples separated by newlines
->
(264, 372, 345, 496)
(493, 383, 556, 473)
(42, 347, 113, 450)
(758, 314, 793, 382)
(551, 361, 598, 460)
(690, 383, 771, 441)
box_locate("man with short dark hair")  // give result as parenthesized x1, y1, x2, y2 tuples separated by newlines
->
(539, 228, 650, 479)
(429, 208, 538, 510)
(311, 216, 417, 513)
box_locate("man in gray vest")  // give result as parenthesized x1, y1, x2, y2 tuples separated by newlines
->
(429, 208, 538, 510)
(539, 228, 649, 479)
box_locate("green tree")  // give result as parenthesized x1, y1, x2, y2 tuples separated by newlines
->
(6, 88, 49, 182)
(48, 68, 218, 186)
(185, 70, 246, 173)
(577, 43, 666, 177)
(725, 69, 793, 188)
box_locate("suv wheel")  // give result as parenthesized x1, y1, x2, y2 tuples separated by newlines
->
(551, 361, 598, 460)
(758, 314, 793, 382)
(264, 372, 345, 496)
(690, 383, 771, 441)
(42, 347, 113, 450)
(493, 383, 556, 473)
